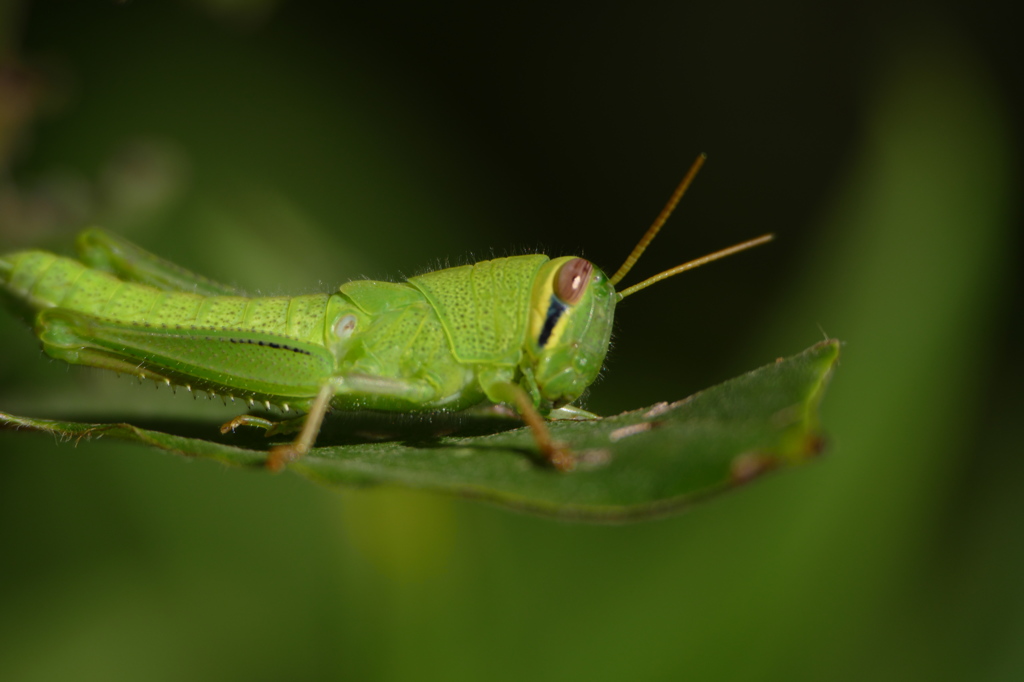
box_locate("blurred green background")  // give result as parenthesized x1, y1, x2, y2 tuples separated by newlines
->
(0, 1, 1020, 680)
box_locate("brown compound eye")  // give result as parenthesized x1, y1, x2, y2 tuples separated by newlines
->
(554, 258, 592, 305)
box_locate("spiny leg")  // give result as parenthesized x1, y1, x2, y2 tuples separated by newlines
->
(34, 307, 339, 463)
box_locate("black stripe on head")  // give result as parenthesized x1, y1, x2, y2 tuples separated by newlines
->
(538, 294, 568, 348)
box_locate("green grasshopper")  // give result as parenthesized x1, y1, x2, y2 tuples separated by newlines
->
(0, 155, 771, 471)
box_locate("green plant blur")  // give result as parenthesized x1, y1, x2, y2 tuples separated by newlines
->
(0, 2, 1019, 681)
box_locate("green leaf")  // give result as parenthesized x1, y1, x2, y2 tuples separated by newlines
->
(0, 339, 839, 521)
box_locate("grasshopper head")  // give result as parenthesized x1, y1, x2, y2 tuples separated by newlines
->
(520, 155, 774, 413)
(525, 256, 618, 409)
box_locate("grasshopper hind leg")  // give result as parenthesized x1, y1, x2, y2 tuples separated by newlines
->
(75, 228, 245, 296)
(35, 308, 177, 384)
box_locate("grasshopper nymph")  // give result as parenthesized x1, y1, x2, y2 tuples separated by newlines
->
(0, 155, 771, 471)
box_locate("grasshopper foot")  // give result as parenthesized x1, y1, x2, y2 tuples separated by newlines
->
(266, 444, 303, 472)
(545, 442, 577, 472)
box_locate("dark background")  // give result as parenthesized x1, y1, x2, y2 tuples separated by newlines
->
(1, 1, 1020, 680)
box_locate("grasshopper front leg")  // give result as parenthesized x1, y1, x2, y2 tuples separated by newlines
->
(484, 380, 576, 472)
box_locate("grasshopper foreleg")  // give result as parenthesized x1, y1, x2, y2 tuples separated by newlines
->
(487, 382, 575, 472)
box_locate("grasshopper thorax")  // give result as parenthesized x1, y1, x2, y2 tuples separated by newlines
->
(525, 256, 617, 408)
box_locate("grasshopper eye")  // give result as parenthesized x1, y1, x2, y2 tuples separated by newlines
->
(554, 258, 592, 305)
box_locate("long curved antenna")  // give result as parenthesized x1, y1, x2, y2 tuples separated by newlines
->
(608, 153, 706, 287)
(616, 234, 774, 300)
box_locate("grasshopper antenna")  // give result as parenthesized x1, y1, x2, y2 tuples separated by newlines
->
(608, 153, 707, 287)
(608, 153, 774, 300)
(616, 234, 774, 300)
